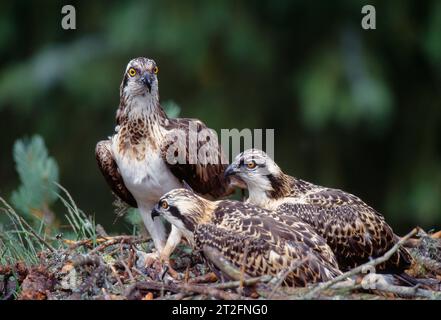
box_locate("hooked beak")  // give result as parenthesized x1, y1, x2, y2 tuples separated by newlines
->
(224, 164, 239, 178)
(141, 73, 153, 92)
(151, 206, 161, 219)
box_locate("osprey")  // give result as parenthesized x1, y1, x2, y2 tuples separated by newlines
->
(96, 57, 235, 263)
(152, 189, 342, 287)
(225, 149, 412, 272)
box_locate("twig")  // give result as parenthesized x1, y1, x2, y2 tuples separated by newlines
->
(18, 215, 56, 252)
(268, 256, 310, 299)
(212, 275, 272, 289)
(0, 197, 55, 252)
(126, 275, 273, 300)
(184, 265, 190, 283)
(119, 245, 135, 282)
(372, 279, 441, 299)
(327, 275, 441, 299)
(188, 272, 218, 284)
(110, 264, 124, 288)
(64, 238, 106, 250)
(120, 259, 135, 282)
(179, 283, 243, 300)
(156, 293, 187, 300)
(63, 235, 145, 251)
(126, 280, 243, 300)
(88, 236, 144, 255)
(202, 245, 246, 280)
(303, 228, 419, 299)
(131, 267, 148, 279)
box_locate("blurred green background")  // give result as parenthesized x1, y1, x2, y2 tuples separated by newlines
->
(0, 0, 440, 235)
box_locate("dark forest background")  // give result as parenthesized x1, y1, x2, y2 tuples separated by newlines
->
(0, 0, 440, 235)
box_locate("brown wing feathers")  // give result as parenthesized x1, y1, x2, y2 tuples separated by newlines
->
(162, 118, 232, 198)
(277, 187, 412, 272)
(194, 201, 341, 286)
(95, 140, 137, 208)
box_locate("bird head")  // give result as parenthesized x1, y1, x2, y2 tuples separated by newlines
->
(120, 57, 159, 99)
(151, 189, 214, 246)
(224, 149, 288, 204)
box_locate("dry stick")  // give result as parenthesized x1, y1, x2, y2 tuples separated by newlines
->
(202, 245, 246, 280)
(120, 259, 135, 282)
(371, 279, 441, 299)
(212, 275, 273, 290)
(188, 272, 218, 284)
(65, 235, 145, 251)
(64, 237, 108, 250)
(64, 238, 95, 249)
(183, 265, 190, 283)
(128, 245, 136, 269)
(131, 267, 148, 279)
(202, 245, 276, 295)
(324, 276, 441, 299)
(268, 256, 310, 299)
(18, 215, 56, 252)
(179, 282, 244, 300)
(303, 228, 419, 299)
(156, 293, 187, 300)
(88, 237, 133, 255)
(110, 264, 124, 288)
(127, 275, 271, 300)
(127, 280, 243, 300)
(119, 244, 135, 282)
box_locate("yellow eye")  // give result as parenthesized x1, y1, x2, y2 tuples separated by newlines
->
(128, 68, 137, 77)
(153, 66, 159, 74)
(161, 200, 169, 209)
(247, 161, 257, 169)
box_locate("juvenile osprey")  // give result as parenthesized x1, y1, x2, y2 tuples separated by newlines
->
(96, 57, 235, 263)
(152, 189, 342, 286)
(225, 149, 412, 272)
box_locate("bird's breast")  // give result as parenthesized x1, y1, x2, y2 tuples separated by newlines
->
(111, 132, 181, 204)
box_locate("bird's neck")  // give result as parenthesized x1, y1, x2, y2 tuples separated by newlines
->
(191, 198, 218, 225)
(246, 188, 273, 208)
(247, 172, 293, 207)
(117, 93, 168, 127)
(200, 201, 218, 223)
(266, 172, 294, 199)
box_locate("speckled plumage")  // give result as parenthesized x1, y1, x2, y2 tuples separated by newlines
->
(95, 57, 235, 260)
(152, 189, 342, 287)
(226, 149, 413, 272)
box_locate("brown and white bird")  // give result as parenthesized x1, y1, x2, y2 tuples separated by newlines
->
(225, 149, 412, 272)
(96, 57, 236, 263)
(151, 188, 342, 286)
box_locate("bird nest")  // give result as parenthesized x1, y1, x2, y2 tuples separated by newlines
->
(1, 229, 440, 300)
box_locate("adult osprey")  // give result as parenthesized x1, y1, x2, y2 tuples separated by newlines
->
(152, 189, 342, 286)
(225, 149, 413, 272)
(96, 57, 235, 263)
